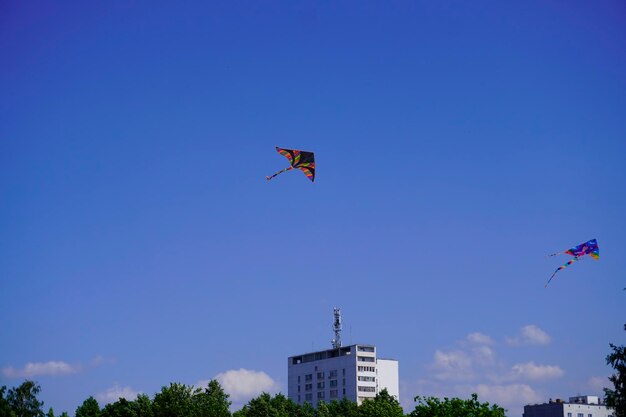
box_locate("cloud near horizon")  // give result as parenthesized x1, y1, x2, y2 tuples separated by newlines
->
(469, 383, 542, 407)
(200, 368, 279, 403)
(587, 376, 610, 391)
(417, 329, 568, 415)
(96, 384, 141, 404)
(2, 361, 80, 378)
(509, 362, 564, 381)
(2, 356, 112, 379)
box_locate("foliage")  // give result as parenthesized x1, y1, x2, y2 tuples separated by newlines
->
(325, 398, 359, 417)
(132, 395, 154, 417)
(1, 386, 16, 417)
(101, 398, 138, 417)
(358, 389, 404, 417)
(315, 401, 330, 417)
(234, 391, 403, 417)
(605, 342, 626, 417)
(193, 380, 231, 417)
(6, 381, 45, 417)
(96, 394, 153, 417)
(409, 393, 506, 417)
(152, 383, 196, 417)
(235, 393, 304, 417)
(76, 397, 100, 417)
(152, 381, 231, 417)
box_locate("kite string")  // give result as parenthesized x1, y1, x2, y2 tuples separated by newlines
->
(266, 166, 293, 181)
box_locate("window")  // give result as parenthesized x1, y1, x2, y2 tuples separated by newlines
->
(330, 390, 338, 399)
(305, 374, 312, 381)
(317, 381, 325, 389)
(317, 391, 325, 399)
(329, 370, 338, 378)
(358, 386, 376, 392)
(358, 356, 375, 362)
(298, 395, 300, 403)
(358, 346, 375, 352)
(317, 372, 325, 379)
(567, 413, 572, 417)
(305, 393, 312, 402)
(342, 368, 346, 376)
(297, 376, 300, 383)
(343, 388, 346, 396)
(330, 380, 338, 387)
(358, 366, 376, 372)
(588, 414, 592, 417)
(358, 376, 376, 382)
(297, 385, 301, 392)
(578, 413, 584, 417)
(305, 384, 312, 391)
(343, 378, 346, 386)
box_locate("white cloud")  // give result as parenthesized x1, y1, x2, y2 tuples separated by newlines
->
(431, 350, 474, 381)
(467, 332, 494, 346)
(472, 345, 495, 366)
(469, 383, 541, 408)
(96, 384, 140, 404)
(211, 369, 279, 402)
(2, 361, 79, 378)
(506, 325, 551, 346)
(521, 325, 551, 345)
(2, 356, 111, 379)
(415, 328, 569, 416)
(588, 376, 609, 392)
(510, 362, 564, 380)
(406, 379, 542, 414)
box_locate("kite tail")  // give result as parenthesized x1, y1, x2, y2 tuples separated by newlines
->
(266, 166, 293, 181)
(545, 257, 579, 287)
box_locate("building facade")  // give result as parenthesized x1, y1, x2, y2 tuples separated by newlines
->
(287, 344, 399, 406)
(523, 396, 614, 417)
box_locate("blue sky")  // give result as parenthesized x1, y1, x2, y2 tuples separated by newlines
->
(1, 1, 625, 416)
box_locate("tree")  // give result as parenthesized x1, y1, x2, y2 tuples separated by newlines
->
(299, 401, 315, 417)
(1, 386, 16, 417)
(358, 389, 404, 417)
(7, 381, 44, 417)
(45, 408, 54, 417)
(410, 393, 506, 417)
(76, 397, 100, 417)
(325, 398, 358, 417)
(152, 381, 231, 417)
(235, 393, 303, 417)
(97, 396, 153, 417)
(605, 343, 626, 417)
(193, 380, 231, 417)
(100, 398, 137, 417)
(152, 384, 195, 417)
(315, 401, 330, 417)
(132, 394, 153, 417)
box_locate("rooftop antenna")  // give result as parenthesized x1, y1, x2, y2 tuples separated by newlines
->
(331, 307, 342, 348)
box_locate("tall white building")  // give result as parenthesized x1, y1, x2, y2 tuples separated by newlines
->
(523, 395, 614, 417)
(287, 343, 399, 406)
